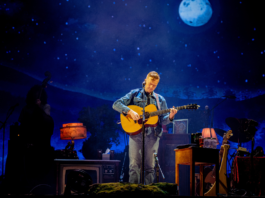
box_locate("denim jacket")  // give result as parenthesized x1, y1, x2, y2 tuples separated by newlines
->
(112, 88, 172, 136)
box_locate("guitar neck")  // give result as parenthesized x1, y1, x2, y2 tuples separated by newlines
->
(149, 106, 188, 117)
(222, 131, 232, 145)
(219, 130, 232, 156)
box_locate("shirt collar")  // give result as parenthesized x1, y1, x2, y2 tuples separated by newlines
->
(141, 88, 155, 97)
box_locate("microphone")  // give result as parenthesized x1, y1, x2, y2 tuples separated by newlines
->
(142, 81, 146, 88)
(222, 95, 236, 99)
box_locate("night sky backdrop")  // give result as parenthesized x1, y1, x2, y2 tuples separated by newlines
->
(1, 0, 265, 176)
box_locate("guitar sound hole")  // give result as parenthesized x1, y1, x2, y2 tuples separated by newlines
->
(138, 119, 143, 124)
(137, 119, 148, 124)
(145, 112, 150, 118)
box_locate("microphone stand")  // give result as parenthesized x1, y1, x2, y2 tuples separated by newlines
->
(140, 86, 147, 185)
(0, 104, 18, 178)
(208, 97, 228, 179)
(244, 121, 257, 196)
(154, 153, 165, 183)
(209, 97, 228, 137)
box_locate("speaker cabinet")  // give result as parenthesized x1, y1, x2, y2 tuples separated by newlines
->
(158, 133, 190, 195)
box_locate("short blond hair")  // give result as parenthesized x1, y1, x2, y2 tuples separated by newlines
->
(146, 71, 160, 81)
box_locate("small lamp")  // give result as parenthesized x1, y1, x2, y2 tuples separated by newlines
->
(60, 123, 87, 140)
(202, 128, 219, 145)
(60, 123, 87, 158)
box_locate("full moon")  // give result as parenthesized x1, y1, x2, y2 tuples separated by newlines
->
(179, 0, 213, 27)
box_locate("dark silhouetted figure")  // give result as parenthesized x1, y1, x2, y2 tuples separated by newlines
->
(5, 85, 55, 195)
(19, 85, 54, 148)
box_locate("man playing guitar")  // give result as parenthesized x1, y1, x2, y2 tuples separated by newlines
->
(112, 71, 178, 184)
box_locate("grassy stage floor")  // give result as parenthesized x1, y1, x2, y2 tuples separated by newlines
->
(87, 182, 178, 196)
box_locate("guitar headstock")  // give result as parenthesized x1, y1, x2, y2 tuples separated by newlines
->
(185, 104, 200, 110)
(222, 130, 233, 143)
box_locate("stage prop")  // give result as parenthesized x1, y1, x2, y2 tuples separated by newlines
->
(60, 123, 87, 140)
(174, 146, 219, 196)
(225, 117, 257, 143)
(54, 159, 120, 195)
(232, 156, 265, 196)
(87, 182, 178, 196)
(202, 128, 219, 145)
(225, 117, 258, 195)
(57, 123, 87, 159)
(173, 119, 188, 134)
(64, 169, 93, 196)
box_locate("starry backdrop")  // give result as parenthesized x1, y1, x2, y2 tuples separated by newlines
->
(0, 0, 265, 176)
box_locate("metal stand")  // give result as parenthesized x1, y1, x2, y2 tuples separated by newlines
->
(207, 97, 230, 181)
(229, 119, 257, 196)
(154, 153, 165, 183)
(209, 97, 228, 136)
(249, 136, 255, 196)
(0, 103, 18, 178)
(140, 95, 146, 184)
(245, 122, 257, 196)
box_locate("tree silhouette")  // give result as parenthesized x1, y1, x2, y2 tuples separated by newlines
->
(173, 89, 180, 98)
(78, 104, 120, 159)
(183, 87, 196, 99)
(223, 89, 236, 97)
(202, 87, 217, 98)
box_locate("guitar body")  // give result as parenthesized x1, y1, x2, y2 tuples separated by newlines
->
(120, 104, 159, 135)
(204, 130, 233, 196)
(204, 144, 230, 196)
(120, 103, 200, 135)
(205, 168, 216, 185)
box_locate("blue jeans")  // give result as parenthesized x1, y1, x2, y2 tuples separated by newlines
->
(128, 131, 160, 184)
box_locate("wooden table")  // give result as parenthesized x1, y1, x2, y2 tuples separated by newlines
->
(174, 147, 219, 196)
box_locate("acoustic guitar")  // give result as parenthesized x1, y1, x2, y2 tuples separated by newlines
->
(120, 104, 200, 135)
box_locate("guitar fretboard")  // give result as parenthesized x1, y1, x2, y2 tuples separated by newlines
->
(149, 106, 190, 117)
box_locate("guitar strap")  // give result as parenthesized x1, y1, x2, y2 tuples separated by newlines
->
(154, 93, 162, 138)
(155, 93, 161, 110)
